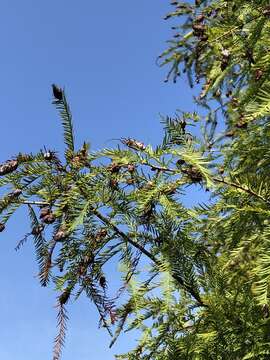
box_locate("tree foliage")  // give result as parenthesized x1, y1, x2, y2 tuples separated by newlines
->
(2, 1, 270, 359)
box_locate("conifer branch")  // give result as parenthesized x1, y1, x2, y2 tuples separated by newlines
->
(75, 170, 204, 306)
(90, 206, 205, 306)
(140, 164, 269, 205)
(213, 177, 270, 205)
(209, 13, 263, 45)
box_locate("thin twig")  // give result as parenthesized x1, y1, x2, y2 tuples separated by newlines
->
(20, 200, 51, 206)
(142, 163, 270, 205)
(19, 200, 62, 207)
(213, 177, 270, 205)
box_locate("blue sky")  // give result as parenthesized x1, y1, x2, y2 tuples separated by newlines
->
(0, 1, 200, 359)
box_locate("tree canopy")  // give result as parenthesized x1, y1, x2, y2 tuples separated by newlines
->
(2, 1, 270, 359)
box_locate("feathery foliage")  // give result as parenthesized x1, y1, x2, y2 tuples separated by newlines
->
(2, 1, 270, 359)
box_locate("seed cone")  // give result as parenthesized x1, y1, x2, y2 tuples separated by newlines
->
(31, 224, 44, 236)
(99, 276, 107, 289)
(54, 230, 67, 241)
(42, 213, 56, 224)
(39, 207, 51, 219)
(0, 160, 18, 176)
(52, 84, 63, 101)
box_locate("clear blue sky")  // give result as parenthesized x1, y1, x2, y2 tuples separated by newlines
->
(0, 1, 199, 359)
